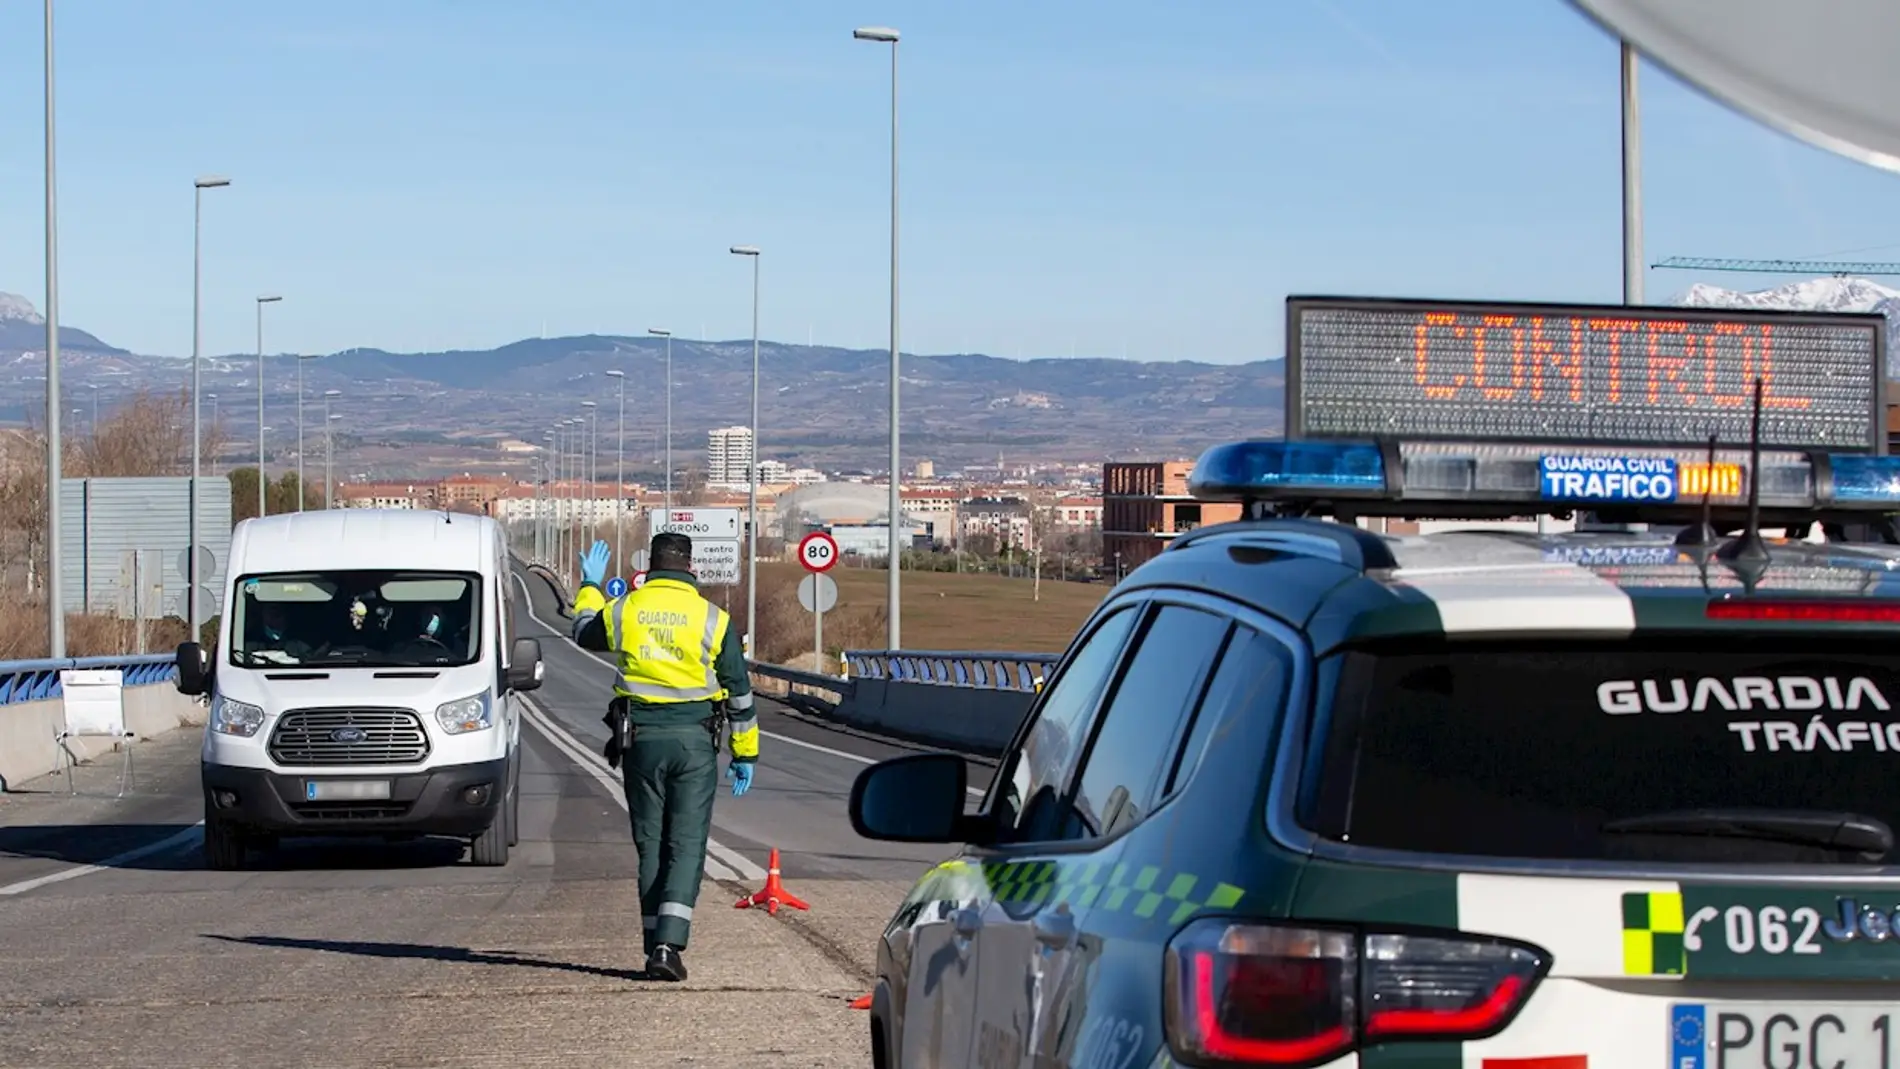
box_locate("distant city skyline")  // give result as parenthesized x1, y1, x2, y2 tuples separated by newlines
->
(5, 2, 1900, 364)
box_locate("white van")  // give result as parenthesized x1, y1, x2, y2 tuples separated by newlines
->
(173, 508, 543, 870)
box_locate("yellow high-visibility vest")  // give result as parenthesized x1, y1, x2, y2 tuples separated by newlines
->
(601, 578, 731, 703)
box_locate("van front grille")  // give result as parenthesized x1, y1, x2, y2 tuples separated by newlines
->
(268, 708, 430, 766)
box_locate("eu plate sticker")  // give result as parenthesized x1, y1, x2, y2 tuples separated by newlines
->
(1672, 1003, 1707, 1069)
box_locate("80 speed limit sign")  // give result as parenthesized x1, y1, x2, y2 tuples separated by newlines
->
(798, 531, 839, 573)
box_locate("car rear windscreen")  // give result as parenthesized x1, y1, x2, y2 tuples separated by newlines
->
(1302, 638, 1900, 866)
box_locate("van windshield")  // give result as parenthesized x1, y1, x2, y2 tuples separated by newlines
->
(229, 570, 482, 668)
(1300, 637, 1900, 868)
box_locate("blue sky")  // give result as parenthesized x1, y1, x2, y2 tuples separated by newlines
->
(2, 0, 1899, 364)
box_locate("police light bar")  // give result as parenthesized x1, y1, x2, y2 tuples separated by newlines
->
(1188, 438, 1900, 520)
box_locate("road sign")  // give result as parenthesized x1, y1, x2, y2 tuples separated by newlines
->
(631, 571, 648, 590)
(798, 531, 839, 573)
(604, 576, 628, 597)
(649, 507, 742, 541)
(797, 572, 838, 614)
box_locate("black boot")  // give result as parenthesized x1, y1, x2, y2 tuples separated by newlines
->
(646, 944, 687, 982)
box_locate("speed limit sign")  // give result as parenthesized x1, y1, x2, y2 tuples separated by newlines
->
(798, 531, 839, 573)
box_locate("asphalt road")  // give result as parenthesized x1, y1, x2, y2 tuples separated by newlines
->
(0, 566, 1001, 1067)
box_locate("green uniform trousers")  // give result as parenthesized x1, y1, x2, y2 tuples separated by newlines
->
(619, 721, 719, 953)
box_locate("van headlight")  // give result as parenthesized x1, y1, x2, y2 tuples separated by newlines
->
(435, 692, 493, 734)
(212, 696, 266, 737)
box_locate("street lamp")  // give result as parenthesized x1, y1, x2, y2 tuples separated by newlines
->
(255, 294, 281, 517)
(295, 352, 318, 510)
(189, 173, 231, 642)
(321, 389, 339, 508)
(43, 0, 65, 656)
(604, 368, 626, 574)
(854, 24, 903, 650)
(541, 432, 555, 565)
(325, 411, 341, 508)
(207, 392, 219, 475)
(580, 399, 598, 544)
(729, 245, 760, 655)
(648, 328, 672, 509)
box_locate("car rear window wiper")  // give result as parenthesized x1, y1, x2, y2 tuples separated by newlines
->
(1601, 808, 1895, 860)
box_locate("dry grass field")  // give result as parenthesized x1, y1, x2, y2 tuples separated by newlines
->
(710, 560, 1107, 664)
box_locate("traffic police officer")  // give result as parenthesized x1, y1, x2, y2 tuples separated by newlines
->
(569, 532, 758, 981)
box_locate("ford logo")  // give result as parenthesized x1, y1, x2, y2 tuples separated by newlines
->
(330, 727, 368, 744)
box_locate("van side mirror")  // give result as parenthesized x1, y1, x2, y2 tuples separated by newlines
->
(506, 638, 543, 691)
(175, 641, 209, 696)
(848, 753, 976, 844)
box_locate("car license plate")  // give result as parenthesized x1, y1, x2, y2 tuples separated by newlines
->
(304, 779, 391, 801)
(1673, 1002, 1900, 1067)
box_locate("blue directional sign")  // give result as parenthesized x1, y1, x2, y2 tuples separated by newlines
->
(1539, 455, 1679, 503)
(604, 576, 629, 597)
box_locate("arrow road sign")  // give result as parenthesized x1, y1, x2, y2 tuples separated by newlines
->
(604, 576, 628, 597)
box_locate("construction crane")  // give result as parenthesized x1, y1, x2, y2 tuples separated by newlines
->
(1652, 256, 1900, 277)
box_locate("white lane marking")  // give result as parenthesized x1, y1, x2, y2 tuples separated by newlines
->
(519, 693, 760, 883)
(0, 822, 205, 897)
(512, 570, 985, 798)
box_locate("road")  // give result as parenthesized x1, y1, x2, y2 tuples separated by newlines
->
(0, 567, 998, 1067)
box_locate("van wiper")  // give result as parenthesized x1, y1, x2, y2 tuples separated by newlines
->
(1602, 808, 1894, 859)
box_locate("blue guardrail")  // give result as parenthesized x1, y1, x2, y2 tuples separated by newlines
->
(0, 654, 177, 705)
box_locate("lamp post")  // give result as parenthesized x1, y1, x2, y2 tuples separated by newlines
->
(1621, 40, 1643, 305)
(648, 328, 672, 509)
(581, 399, 598, 544)
(43, 0, 65, 656)
(295, 352, 317, 510)
(255, 294, 281, 517)
(189, 174, 231, 642)
(541, 432, 555, 565)
(605, 368, 626, 574)
(729, 245, 760, 655)
(854, 24, 903, 650)
(325, 412, 341, 508)
(321, 389, 339, 508)
(207, 393, 219, 476)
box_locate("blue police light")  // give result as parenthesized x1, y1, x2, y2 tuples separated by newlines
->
(1827, 454, 1900, 505)
(1188, 440, 1388, 500)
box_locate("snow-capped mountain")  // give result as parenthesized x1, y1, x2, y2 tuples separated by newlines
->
(1672, 276, 1900, 376)
(0, 292, 122, 354)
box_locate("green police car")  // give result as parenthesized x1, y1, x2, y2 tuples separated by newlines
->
(848, 430, 1900, 1069)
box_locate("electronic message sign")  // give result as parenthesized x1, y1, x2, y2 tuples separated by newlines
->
(1285, 296, 1888, 453)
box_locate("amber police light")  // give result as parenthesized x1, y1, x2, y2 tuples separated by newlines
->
(1162, 920, 1548, 1066)
(1706, 600, 1900, 623)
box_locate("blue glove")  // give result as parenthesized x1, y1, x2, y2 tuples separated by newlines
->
(579, 540, 611, 589)
(728, 761, 753, 797)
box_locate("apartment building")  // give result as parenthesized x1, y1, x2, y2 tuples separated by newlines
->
(707, 426, 754, 485)
(1102, 459, 1241, 575)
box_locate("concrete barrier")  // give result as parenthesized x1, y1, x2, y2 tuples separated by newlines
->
(0, 685, 207, 792)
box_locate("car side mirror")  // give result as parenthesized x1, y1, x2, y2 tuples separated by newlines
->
(175, 641, 209, 696)
(848, 752, 974, 844)
(506, 637, 543, 691)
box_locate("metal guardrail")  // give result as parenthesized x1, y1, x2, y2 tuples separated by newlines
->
(843, 649, 1057, 692)
(0, 654, 177, 705)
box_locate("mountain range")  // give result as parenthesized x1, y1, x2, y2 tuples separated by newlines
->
(0, 276, 1891, 473)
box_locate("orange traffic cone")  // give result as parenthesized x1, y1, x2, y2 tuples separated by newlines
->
(848, 993, 872, 1010)
(735, 847, 809, 915)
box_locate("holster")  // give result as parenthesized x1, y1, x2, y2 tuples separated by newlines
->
(602, 697, 634, 769)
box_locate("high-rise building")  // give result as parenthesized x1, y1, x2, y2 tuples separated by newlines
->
(707, 425, 755, 485)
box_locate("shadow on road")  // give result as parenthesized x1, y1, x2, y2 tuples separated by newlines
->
(203, 933, 650, 981)
(0, 823, 200, 869)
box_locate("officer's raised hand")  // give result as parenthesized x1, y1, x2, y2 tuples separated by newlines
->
(727, 761, 753, 797)
(579, 540, 611, 589)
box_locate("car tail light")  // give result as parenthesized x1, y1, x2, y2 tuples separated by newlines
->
(1706, 599, 1900, 623)
(1164, 920, 1548, 1067)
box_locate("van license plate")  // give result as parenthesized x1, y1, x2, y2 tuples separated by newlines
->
(305, 780, 391, 801)
(1673, 1002, 1899, 1067)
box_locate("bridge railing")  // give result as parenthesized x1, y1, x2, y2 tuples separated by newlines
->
(841, 649, 1056, 692)
(0, 654, 178, 705)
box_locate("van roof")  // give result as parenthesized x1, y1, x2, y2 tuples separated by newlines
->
(233, 508, 495, 575)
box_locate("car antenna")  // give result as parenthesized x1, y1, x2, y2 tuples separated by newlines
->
(1673, 430, 1720, 547)
(1715, 376, 1770, 567)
